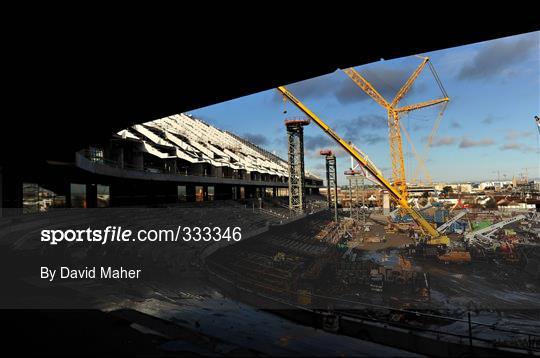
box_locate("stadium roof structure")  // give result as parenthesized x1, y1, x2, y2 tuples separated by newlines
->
(117, 113, 321, 180)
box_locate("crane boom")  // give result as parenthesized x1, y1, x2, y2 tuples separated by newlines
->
(342, 68, 390, 109)
(465, 215, 526, 242)
(277, 85, 448, 244)
(395, 98, 449, 113)
(437, 210, 467, 233)
(391, 56, 429, 107)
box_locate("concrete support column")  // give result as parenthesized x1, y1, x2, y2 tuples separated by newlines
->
(383, 191, 390, 216)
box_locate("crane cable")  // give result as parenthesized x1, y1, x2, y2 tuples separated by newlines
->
(428, 61, 448, 98)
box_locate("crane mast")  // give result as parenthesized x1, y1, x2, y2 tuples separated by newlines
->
(277, 85, 449, 245)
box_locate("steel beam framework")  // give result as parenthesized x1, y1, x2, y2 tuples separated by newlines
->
(286, 119, 309, 212)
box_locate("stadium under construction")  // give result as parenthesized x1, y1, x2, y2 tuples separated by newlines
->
(1, 113, 323, 212)
(1, 28, 540, 356)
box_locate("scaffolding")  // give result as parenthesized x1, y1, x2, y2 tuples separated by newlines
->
(285, 117, 310, 213)
(321, 150, 338, 222)
(345, 169, 366, 223)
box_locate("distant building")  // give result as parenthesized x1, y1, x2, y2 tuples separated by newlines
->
(450, 183, 472, 193)
(434, 182, 471, 194)
(434, 183, 446, 192)
(479, 181, 512, 191)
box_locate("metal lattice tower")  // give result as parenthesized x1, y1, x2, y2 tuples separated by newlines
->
(285, 117, 310, 213)
(321, 150, 338, 222)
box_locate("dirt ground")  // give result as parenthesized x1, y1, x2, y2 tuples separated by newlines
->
(346, 219, 414, 251)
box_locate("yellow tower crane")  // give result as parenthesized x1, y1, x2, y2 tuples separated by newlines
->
(277, 85, 449, 246)
(343, 56, 449, 199)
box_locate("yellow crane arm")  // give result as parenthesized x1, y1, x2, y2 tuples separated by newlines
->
(390, 57, 429, 107)
(343, 68, 390, 109)
(395, 97, 449, 113)
(277, 85, 445, 241)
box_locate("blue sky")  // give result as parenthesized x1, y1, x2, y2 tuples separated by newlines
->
(191, 31, 539, 184)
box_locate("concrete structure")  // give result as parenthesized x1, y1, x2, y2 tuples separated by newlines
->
(382, 191, 390, 215)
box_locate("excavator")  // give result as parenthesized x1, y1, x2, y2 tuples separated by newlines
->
(277, 86, 450, 247)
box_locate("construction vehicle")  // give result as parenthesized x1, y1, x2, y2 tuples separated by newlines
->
(343, 56, 449, 197)
(277, 86, 450, 247)
(437, 250, 472, 264)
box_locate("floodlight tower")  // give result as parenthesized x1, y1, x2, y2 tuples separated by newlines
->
(285, 117, 310, 213)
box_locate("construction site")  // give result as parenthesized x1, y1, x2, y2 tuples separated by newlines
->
(202, 58, 540, 355)
(2, 24, 539, 356)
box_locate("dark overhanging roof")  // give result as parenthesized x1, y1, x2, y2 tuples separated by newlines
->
(3, 13, 539, 167)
